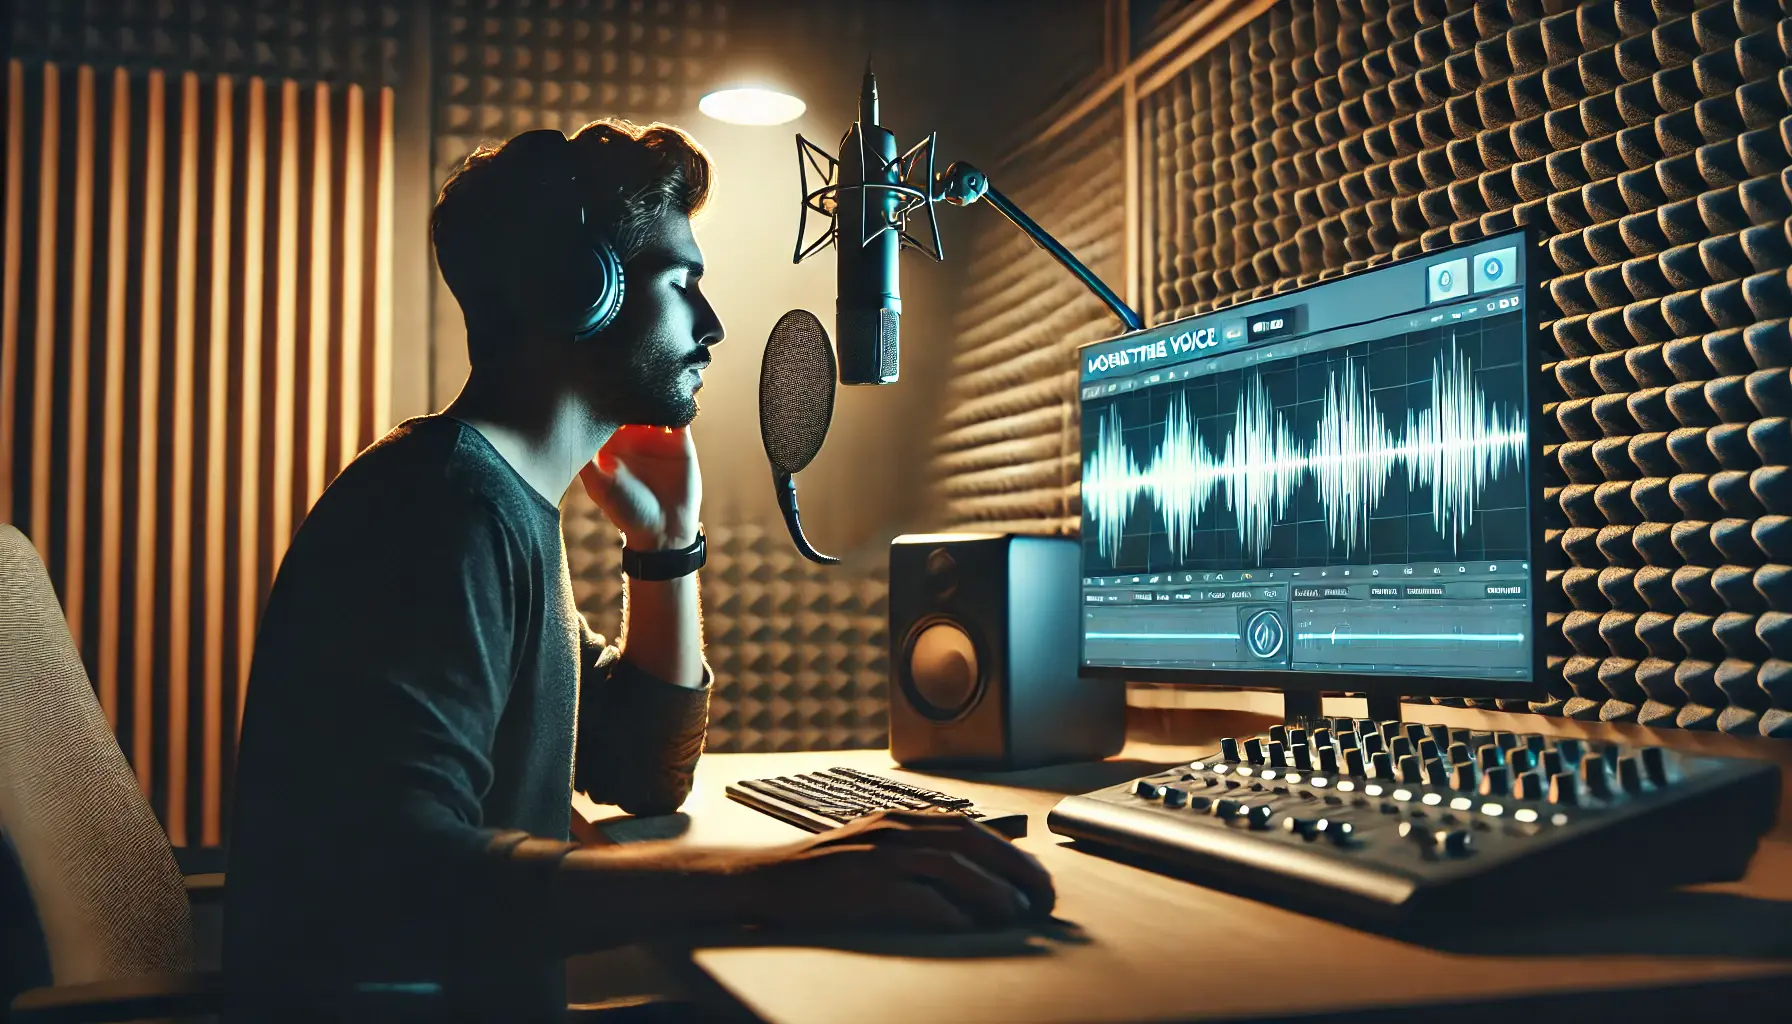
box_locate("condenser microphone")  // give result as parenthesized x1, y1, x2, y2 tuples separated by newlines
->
(834, 69, 902, 385)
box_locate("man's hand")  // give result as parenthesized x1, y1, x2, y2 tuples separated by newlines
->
(581, 425, 701, 551)
(732, 810, 1057, 932)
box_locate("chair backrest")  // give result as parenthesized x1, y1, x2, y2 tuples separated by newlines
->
(0, 523, 193, 988)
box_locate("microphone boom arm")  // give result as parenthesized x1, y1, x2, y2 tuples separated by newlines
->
(935, 161, 1143, 333)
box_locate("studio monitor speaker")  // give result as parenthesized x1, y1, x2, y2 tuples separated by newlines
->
(889, 533, 1125, 769)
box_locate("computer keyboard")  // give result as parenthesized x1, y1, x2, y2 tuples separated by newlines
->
(1048, 719, 1780, 920)
(726, 767, 1028, 838)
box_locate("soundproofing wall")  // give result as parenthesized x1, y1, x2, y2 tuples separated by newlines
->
(933, 96, 1130, 536)
(1, 60, 399, 846)
(934, 0, 1792, 739)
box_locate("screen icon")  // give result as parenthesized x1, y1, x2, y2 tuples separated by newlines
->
(1473, 246, 1517, 293)
(1427, 257, 1469, 303)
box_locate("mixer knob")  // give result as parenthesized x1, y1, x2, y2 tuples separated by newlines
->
(1288, 727, 1308, 748)
(1162, 786, 1189, 809)
(1418, 738, 1441, 762)
(1404, 723, 1426, 746)
(1478, 766, 1511, 797)
(1214, 797, 1243, 818)
(1548, 771, 1579, 806)
(1424, 758, 1451, 787)
(1269, 725, 1288, 746)
(1495, 732, 1520, 751)
(1244, 738, 1266, 765)
(1556, 738, 1584, 764)
(1245, 805, 1274, 830)
(1362, 732, 1386, 756)
(1322, 820, 1357, 846)
(1448, 742, 1473, 765)
(1380, 720, 1402, 743)
(1284, 816, 1320, 840)
(1450, 762, 1479, 791)
(1134, 780, 1163, 799)
(1580, 756, 1613, 799)
(1507, 747, 1537, 775)
(1430, 724, 1452, 748)
(1267, 740, 1287, 767)
(1318, 745, 1338, 773)
(1515, 771, 1545, 801)
(1476, 744, 1505, 771)
(1390, 737, 1414, 760)
(1641, 747, 1671, 788)
(1219, 737, 1241, 762)
(1370, 751, 1392, 779)
(1344, 748, 1366, 777)
(1542, 751, 1564, 778)
(1293, 744, 1312, 771)
(1312, 728, 1333, 749)
(1618, 756, 1645, 794)
(1399, 755, 1424, 784)
(1437, 829, 1474, 857)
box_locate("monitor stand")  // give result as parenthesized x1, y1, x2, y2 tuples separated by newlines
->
(1283, 692, 1402, 728)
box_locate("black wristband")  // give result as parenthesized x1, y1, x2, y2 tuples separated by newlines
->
(621, 527, 706, 580)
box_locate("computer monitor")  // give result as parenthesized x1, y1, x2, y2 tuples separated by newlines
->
(1076, 227, 1543, 704)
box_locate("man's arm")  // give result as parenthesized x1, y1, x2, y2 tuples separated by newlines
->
(574, 424, 713, 814)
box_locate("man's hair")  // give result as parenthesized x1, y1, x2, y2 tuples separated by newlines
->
(431, 118, 713, 347)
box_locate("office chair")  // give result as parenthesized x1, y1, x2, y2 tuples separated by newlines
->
(0, 524, 699, 1022)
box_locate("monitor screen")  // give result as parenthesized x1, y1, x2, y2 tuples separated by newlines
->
(1076, 228, 1541, 696)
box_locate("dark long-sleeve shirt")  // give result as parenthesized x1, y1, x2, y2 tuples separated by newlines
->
(223, 415, 709, 1019)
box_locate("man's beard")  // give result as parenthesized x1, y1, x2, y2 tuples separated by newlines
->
(596, 347, 703, 427)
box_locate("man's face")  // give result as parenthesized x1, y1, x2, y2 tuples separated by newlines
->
(583, 214, 724, 428)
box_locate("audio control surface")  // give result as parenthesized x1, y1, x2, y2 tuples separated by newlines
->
(727, 767, 1028, 839)
(1048, 719, 1779, 920)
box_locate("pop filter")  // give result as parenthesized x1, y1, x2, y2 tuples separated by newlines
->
(759, 309, 840, 564)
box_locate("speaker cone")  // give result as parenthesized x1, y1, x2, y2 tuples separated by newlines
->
(900, 618, 983, 721)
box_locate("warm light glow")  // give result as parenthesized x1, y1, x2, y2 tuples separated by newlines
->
(699, 87, 806, 126)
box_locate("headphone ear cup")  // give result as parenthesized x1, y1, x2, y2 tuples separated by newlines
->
(570, 230, 625, 341)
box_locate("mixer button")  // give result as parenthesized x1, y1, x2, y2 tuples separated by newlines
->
(1424, 758, 1451, 786)
(1641, 747, 1671, 788)
(1398, 755, 1424, 784)
(1580, 757, 1613, 799)
(1478, 766, 1511, 797)
(1547, 772, 1579, 806)
(1515, 771, 1544, 801)
(1451, 762, 1479, 791)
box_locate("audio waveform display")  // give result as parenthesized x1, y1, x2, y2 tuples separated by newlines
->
(1083, 333, 1526, 565)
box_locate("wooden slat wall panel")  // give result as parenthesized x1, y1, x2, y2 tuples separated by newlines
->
(0, 60, 396, 845)
(929, 99, 1128, 535)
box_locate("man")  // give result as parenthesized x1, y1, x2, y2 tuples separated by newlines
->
(223, 119, 1053, 1019)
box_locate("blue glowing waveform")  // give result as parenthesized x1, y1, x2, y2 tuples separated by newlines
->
(1083, 336, 1526, 563)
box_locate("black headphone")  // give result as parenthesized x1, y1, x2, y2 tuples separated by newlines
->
(498, 129, 626, 341)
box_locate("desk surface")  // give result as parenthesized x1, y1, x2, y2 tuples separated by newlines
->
(574, 706, 1792, 1024)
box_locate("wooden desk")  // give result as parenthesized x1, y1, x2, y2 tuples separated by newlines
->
(572, 708, 1792, 1023)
